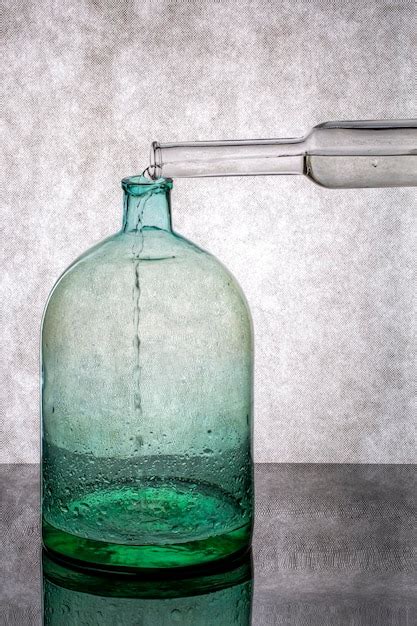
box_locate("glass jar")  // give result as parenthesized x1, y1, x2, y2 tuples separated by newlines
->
(41, 175, 254, 570)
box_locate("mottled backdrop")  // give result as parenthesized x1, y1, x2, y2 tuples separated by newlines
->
(2, 0, 416, 462)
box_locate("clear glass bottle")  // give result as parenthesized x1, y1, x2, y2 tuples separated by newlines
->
(41, 175, 253, 570)
(150, 119, 417, 188)
(42, 550, 253, 625)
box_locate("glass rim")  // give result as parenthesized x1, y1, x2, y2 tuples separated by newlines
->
(121, 174, 173, 194)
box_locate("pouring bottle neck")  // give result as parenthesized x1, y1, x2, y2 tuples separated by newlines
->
(150, 137, 306, 179)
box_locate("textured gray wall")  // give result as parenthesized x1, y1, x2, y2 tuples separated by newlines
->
(2, 0, 416, 463)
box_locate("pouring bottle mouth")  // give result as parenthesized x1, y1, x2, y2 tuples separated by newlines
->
(149, 142, 163, 180)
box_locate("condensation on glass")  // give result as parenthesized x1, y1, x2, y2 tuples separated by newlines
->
(150, 119, 417, 188)
(41, 176, 254, 571)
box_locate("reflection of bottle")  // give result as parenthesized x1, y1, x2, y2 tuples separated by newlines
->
(42, 550, 253, 625)
(41, 175, 253, 570)
(150, 120, 417, 188)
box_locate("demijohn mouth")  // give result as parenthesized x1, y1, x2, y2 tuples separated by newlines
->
(121, 173, 172, 196)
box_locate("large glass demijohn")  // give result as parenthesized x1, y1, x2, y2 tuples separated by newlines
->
(41, 175, 254, 570)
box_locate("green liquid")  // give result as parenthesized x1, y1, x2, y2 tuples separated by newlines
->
(43, 478, 251, 570)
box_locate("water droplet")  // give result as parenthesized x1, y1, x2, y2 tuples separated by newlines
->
(171, 609, 181, 621)
(371, 159, 378, 167)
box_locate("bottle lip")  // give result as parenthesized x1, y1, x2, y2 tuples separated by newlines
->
(121, 174, 173, 196)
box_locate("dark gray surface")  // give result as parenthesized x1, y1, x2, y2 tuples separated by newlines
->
(1, 464, 416, 625)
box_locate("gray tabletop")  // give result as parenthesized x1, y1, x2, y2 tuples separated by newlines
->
(1, 464, 416, 625)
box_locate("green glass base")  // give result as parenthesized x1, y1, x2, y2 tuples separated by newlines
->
(43, 520, 251, 571)
(42, 479, 252, 571)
